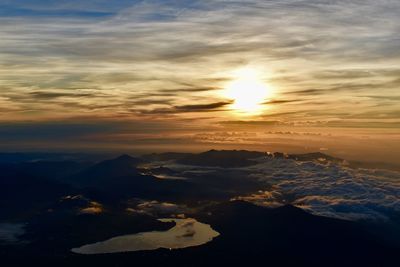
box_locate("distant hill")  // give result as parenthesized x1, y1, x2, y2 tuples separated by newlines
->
(18, 161, 91, 181)
(177, 150, 265, 167)
(0, 152, 108, 163)
(70, 154, 144, 187)
(66, 155, 197, 201)
(144, 150, 346, 168)
(0, 163, 75, 220)
(189, 201, 398, 266)
(142, 152, 193, 162)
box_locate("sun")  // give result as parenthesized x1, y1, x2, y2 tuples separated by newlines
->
(224, 67, 272, 114)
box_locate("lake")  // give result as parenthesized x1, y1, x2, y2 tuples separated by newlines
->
(71, 218, 219, 254)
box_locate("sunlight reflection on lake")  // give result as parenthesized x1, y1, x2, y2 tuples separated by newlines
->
(71, 218, 219, 254)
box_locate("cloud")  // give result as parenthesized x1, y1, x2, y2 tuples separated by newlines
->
(245, 159, 400, 221)
(164, 156, 400, 221)
(175, 101, 232, 112)
(128, 200, 185, 216)
(29, 91, 94, 100)
(1, 0, 399, 124)
(0, 0, 399, 158)
(231, 189, 283, 208)
(139, 101, 232, 115)
(219, 120, 280, 126)
(0, 121, 118, 141)
(79, 205, 103, 214)
(263, 99, 302, 105)
(60, 195, 104, 214)
(0, 0, 133, 17)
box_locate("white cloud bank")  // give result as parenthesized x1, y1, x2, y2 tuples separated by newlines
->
(244, 159, 400, 221)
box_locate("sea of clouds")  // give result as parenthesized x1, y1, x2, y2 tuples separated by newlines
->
(242, 159, 400, 221)
(167, 158, 400, 221)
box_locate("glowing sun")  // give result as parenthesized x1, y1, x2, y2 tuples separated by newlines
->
(224, 67, 272, 114)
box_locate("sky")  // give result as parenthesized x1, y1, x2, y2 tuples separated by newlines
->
(0, 0, 399, 163)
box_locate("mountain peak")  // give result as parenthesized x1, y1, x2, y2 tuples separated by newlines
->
(178, 150, 265, 168)
(105, 154, 143, 166)
(70, 154, 144, 186)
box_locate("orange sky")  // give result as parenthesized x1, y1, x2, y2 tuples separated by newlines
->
(0, 0, 399, 164)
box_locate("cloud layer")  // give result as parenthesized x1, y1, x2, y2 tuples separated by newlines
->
(0, 0, 399, 160)
(1, 0, 400, 121)
(166, 157, 400, 221)
(243, 159, 400, 221)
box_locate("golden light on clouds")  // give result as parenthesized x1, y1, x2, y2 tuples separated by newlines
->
(223, 67, 273, 115)
(0, 0, 399, 164)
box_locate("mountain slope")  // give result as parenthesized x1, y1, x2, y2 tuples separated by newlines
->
(67, 155, 197, 200)
(177, 150, 265, 167)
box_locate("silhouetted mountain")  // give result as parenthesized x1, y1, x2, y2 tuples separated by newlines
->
(65, 155, 201, 201)
(0, 153, 74, 163)
(18, 161, 91, 181)
(1, 150, 399, 267)
(177, 150, 265, 167)
(143, 150, 350, 168)
(142, 152, 193, 162)
(22, 210, 174, 252)
(272, 151, 287, 158)
(187, 201, 398, 267)
(0, 152, 108, 163)
(69, 155, 143, 186)
(6, 201, 396, 267)
(0, 164, 75, 220)
(88, 154, 143, 175)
